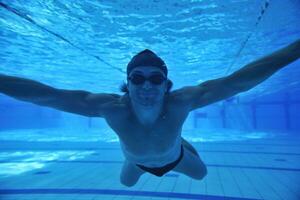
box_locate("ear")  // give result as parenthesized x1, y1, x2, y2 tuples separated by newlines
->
(164, 81, 168, 93)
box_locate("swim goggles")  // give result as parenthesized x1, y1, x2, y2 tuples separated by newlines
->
(128, 73, 167, 85)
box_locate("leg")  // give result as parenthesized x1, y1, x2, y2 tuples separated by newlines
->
(120, 159, 145, 187)
(173, 139, 207, 180)
(181, 136, 199, 157)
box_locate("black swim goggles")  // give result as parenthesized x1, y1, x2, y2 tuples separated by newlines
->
(128, 73, 167, 85)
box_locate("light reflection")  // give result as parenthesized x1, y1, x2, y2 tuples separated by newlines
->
(185, 130, 272, 142)
(0, 162, 44, 177)
(0, 151, 94, 177)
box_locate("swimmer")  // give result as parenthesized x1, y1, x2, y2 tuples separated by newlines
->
(0, 39, 299, 187)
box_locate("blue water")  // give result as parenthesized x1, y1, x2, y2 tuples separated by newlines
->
(0, 0, 300, 199)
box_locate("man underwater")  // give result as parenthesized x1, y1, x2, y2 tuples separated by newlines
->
(0, 39, 299, 187)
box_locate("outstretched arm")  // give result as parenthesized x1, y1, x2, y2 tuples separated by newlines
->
(0, 74, 119, 117)
(224, 39, 300, 92)
(173, 39, 300, 110)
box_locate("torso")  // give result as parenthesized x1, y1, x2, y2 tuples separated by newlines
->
(102, 93, 190, 167)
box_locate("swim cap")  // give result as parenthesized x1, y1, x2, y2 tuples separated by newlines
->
(127, 49, 168, 76)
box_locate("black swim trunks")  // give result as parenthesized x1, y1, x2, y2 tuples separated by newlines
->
(136, 145, 184, 177)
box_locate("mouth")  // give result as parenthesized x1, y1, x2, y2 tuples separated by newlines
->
(139, 95, 155, 100)
(138, 91, 157, 97)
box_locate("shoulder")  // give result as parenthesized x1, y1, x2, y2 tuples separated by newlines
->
(84, 93, 128, 117)
(169, 85, 205, 103)
(85, 93, 121, 103)
(103, 93, 131, 114)
(168, 85, 206, 111)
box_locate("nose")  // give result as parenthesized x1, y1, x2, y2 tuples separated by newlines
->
(142, 80, 152, 89)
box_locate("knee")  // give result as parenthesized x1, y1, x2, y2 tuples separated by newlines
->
(120, 175, 138, 187)
(194, 165, 207, 180)
(120, 180, 137, 187)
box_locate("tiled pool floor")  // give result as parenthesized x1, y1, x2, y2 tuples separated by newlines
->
(0, 135, 300, 200)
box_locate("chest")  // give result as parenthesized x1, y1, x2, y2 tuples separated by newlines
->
(104, 103, 189, 153)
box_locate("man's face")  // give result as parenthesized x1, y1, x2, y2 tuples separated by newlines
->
(127, 66, 168, 107)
